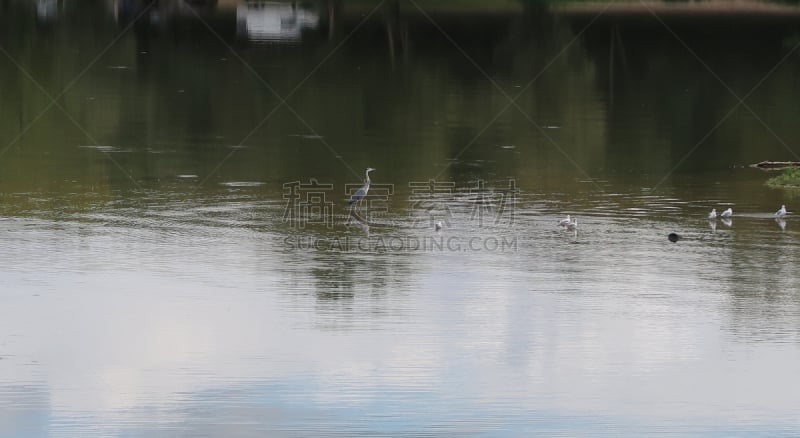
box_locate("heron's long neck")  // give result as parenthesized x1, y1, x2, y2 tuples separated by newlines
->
(365, 171, 371, 185)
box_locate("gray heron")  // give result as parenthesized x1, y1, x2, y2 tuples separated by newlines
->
(349, 167, 376, 206)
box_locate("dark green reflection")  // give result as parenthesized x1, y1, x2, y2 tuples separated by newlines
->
(1, 0, 800, 201)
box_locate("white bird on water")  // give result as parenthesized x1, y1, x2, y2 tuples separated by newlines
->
(708, 208, 717, 220)
(720, 208, 732, 218)
(565, 217, 578, 231)
(775, 205, 787, 217)
(558, 214, 571, 227)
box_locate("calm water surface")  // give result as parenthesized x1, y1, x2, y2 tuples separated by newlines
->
(2, 1, 800, 436)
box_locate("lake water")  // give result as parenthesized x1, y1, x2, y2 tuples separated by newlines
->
(2, 0, 800, 436)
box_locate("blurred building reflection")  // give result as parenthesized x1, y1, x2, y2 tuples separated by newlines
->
(236, 1, 319, 42)
(36, 0, 58, 23)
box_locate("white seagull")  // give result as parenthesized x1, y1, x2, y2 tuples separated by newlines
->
(558, 214, 571, 227)
(565, 217, 578, 231)
(720, 208, 732, 218)
(775, 205, 787, 217)
(708, 208, 717, 220)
